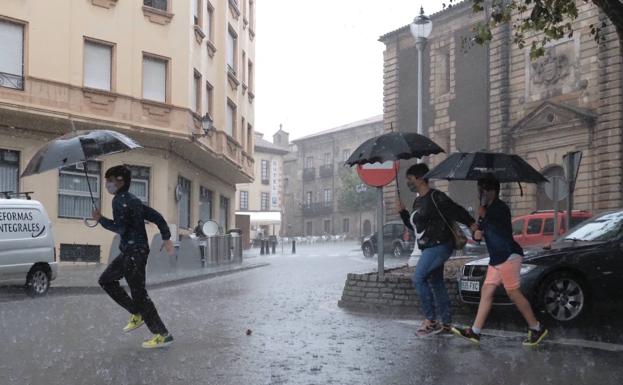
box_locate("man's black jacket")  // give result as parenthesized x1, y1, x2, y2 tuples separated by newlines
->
(399, 189, 474, 249)
(99, 189, 171, 253)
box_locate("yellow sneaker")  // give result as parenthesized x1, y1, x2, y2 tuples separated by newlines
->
(122, 314, 144, 333)
(141, 333, 174, 349)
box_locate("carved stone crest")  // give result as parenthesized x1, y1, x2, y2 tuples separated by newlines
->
(530, 50, 570, 86)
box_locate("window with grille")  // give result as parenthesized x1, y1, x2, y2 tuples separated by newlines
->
(200, 186, 213, 220)
(178, 176, 191, 229)
(323, 189, 332, 204)
(261, 160, 269, 184)
(58, 162, 100, 219)
(0, 149, 19, 194)
(240, 190, 248, 210)
(127, 165, 150, 205)
(261, 192, 269, 211)
(0, 20, 24, 90)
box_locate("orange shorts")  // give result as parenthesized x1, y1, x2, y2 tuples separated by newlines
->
(483, 255, 522, 290)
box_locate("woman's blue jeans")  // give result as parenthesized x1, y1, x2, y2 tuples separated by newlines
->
(412, 242, 453, 324)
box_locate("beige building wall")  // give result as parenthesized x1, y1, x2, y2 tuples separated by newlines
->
(0, 0, 256, 262)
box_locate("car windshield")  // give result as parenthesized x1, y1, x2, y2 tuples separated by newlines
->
(563, 211, 623, 242)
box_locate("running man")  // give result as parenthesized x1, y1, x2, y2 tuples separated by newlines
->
(92, 165, 175, 348)
(452, 175, 548, 346)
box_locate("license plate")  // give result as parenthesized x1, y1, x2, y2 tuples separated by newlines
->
(460, 280, 480, 292)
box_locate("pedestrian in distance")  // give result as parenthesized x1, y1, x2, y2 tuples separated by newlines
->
(194, 220, 206, 238)
(398, 163, 478, 337)
(451, 174, 548, 346)
(92, 165, 175, 349)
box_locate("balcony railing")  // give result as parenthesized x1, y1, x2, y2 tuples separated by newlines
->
(303, 167, 315, 181)
(302, 201, 333, 216)
(0, 72, 24, 90)
(319, 164, 334, 178)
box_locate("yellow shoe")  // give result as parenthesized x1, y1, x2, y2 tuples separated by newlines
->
(142, 333, 174, 349)
(122, 314, 144, 333)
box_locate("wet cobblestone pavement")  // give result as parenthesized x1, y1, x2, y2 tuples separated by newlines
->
(0, 243, 622, 385)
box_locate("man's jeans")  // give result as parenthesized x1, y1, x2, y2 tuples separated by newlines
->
(412, 242, 453, 324)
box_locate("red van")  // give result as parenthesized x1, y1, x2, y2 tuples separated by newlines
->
(512, 210, 592, 248)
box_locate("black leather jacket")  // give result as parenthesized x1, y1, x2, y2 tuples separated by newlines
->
(99, 187, 171, 253)
(400, 189, 474, 249)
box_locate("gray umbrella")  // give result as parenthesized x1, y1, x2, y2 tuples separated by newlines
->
(22, 130, 142, 177)
(21, 130, 142, 217)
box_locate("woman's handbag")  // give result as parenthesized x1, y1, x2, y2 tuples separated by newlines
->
(431, 191, 468, 250)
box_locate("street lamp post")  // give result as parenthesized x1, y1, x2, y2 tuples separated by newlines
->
(408, 7, 433, 265)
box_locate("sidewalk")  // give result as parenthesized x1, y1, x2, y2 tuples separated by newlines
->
(51, 257, 268, 295)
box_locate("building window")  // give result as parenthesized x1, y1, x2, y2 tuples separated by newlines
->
(261, 160, 269, 184)
(192, 0, 202, 26)
(342, 149, 350, 162)
(343, 218, 350, 233)
(306, 221, 312, 236)
(305, 191, 312, 205)
(323, 152, 331, 165)
(58, 162, 100, 219)
(248, 59, 254, 92)
(240, 190, 248, 210)
(205, 81, 213, 117)
(144, 0, 168, 11)
(241, 117, 246, 146)
(0, 149, 19, 193)
(219, 195, 230, 230)
(192, 70, 201, 113)
(261, 192, 269, 211)
(84, 40, 112, 91)
(437, 49, 450, 96)
(206, 2, 215, 41)
(305, 157, 313, 168)
(323, 189, 332, 204)
(227, 26, 237, 74)
(0, 20, 24, 90)
(200, 186, 213, 220)
(143, 55, 168, 103)
(127, 165, 150, 205)
(226, 100, 236, 137)
(177, 176, 191, 229)
(249, 0, 255, 31)
(242, 51, 246, 85)
(247, 123, 253, 153)
(324, 219, 331, 234)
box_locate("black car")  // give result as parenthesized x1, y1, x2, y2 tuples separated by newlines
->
(458, 210, 623, 323)
(361, 221, 415, 258)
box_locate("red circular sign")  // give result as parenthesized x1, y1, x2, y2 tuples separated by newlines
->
(357, 161, 399, 187)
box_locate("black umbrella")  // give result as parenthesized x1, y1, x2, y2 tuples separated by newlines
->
(22, 130, 143, 220)
(424, 152, 547, 183)
(344, 132, 445, 166)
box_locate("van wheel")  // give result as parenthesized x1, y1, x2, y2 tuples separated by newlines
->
(25, 266, 50, 297)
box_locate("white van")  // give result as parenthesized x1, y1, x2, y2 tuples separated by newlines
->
(0, 198, 57, 296)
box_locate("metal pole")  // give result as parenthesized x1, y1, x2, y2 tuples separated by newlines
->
(566, 156, 573, 231)
(377, 187, 384, 280)
(552, 176, 559, 241)
(416, 38, 427, 136)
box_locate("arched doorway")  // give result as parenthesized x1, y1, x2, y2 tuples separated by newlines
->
(363, 220, 372, 236)
(536, 165, 567, 210)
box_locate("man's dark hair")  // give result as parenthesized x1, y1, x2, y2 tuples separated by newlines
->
(478, 174, 500, 194)
(105, 165, 132, 186)
(406, 163, 429, 182)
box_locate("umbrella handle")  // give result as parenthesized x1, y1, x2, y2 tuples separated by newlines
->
(83, 217, 99, 228)
(81, 161, 99, 228)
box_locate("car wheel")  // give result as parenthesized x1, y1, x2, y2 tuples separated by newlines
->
(25, 266, 50, 297)
(362, 243, 374, 258)
(393, 243, 403, 257)
(539, 271, 588, 323)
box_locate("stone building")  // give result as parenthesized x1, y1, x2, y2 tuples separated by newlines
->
(380, 0, 622, 217)
(282, 116, 383, 238)
(0, 0, 256, 262)
(235, 128, 289, 239)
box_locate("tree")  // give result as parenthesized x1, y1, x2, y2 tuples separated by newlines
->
(338, 170, 376, 213)
(447, 0, 623, 58)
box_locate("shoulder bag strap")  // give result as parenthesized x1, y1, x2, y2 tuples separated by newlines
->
(431, 191, 459, 238)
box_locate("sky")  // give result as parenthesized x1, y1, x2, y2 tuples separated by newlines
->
(255, 0, 445, 141)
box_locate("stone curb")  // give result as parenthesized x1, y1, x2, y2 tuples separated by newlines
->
(48, 262, 270, 296)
